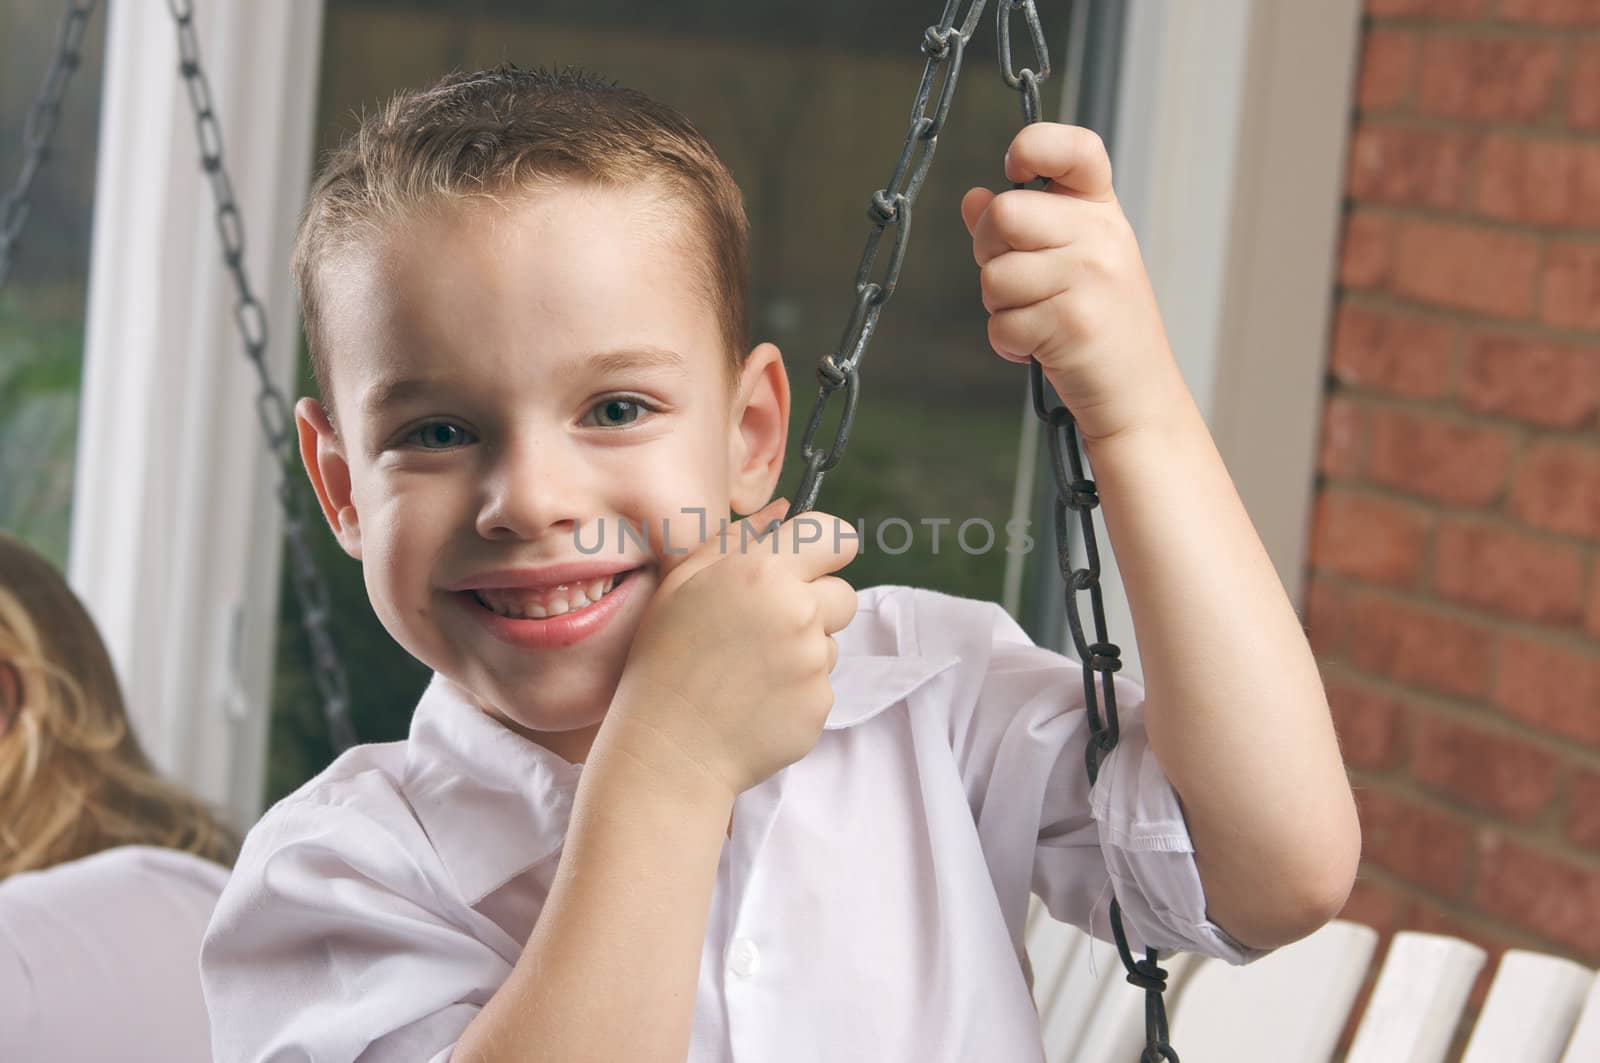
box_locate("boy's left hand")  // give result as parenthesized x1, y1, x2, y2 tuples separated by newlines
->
(960, 122, 1180, 445)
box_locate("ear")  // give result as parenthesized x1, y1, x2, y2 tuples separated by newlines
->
(295, 397, 362, 560)
(727, 342, 790, 517)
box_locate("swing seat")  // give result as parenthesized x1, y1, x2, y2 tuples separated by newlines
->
(1027, 901, 1600, 1063)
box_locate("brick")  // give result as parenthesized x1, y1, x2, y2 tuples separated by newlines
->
(1409, 711, 1560, 822)
(1348, 125, 1477, 211)
(1356, 788, 1475, 896)
(1339, 212, 1395, 289)
(1497, 0, 1600, 24)
(1493, 634, 1600, 744)
(1477, 136, 1600, 230)
(1567, 771, 1600, 851)
(1392, 220, 1538, 318)
(1340, 877, 1417, 937)
(1326, 679, 1407, 769)
(1367, 0, 1487, 15)
(1367, 409, 1513, 507)
(1330, 304, 1454, 398)
(1572, 42, 1600, 131)
(1304, 576, 1349, 659)
(1433, 519, 1586, 624)
(1542, 242, 1600, 332)
(1461, 332, 1600, 429)
(1417, 36, 1562, 123)
(1346, 592, 1496, 698)
(1309, 490, 1433, 585)
(1318, 396, 1367, 479)
(1357, 31, 1418, 111)
(1509, 441, 1600, 540)
(1588, 572, 1600, 640)
(1474, 835, 1600, 957)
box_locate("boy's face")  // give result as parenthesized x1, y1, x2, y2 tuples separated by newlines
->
(297, 182, 789, 764)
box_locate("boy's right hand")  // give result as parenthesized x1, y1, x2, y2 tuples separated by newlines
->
(601, 497, 859, 803)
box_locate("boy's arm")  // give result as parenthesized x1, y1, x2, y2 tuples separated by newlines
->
(962, 123, 1359, 953)
(453, 720, 735, 1063)
(1080, 367, 1361, 952)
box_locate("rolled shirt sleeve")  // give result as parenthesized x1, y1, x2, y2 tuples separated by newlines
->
(915, 587, 1271, 966)
(201, 796, 513, 1062)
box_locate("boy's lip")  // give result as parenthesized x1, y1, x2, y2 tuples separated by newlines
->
(449, 560, 644, 593)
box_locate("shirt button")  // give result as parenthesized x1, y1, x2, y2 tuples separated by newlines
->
(728, 937, 761, 979)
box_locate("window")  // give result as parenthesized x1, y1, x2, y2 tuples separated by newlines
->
(0, 1, 105, 569)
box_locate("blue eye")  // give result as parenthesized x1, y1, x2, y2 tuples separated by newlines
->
(589, 396, 656, 428)
(406, 422, 474, 450)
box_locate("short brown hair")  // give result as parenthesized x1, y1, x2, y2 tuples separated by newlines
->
(292, 63, 750, 426)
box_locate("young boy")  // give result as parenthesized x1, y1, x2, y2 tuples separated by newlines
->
(201, 64, 1359, 1061)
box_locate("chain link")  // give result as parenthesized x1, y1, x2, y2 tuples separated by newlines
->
(0, 0, 98, 292)
(784, 0, 987, 517)
(165, 0, 358, 753)
(1007, 2, 1175, 1057)
(784, 2, 1178, 1059)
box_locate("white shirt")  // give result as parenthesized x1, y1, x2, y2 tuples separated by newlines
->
(202, 584, 1268, 1062)
(0, 845, 230, 1062)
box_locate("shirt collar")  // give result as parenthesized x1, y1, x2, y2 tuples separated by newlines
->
(402, 648, 961, 906)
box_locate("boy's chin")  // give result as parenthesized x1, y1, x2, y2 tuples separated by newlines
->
(481, 701, 607, 765)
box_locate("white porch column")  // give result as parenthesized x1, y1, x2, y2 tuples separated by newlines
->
(69, 0, 325, 828)
(1083, 0, 1362, 682)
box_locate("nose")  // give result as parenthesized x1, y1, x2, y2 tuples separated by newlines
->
(474, 431, 588, 543)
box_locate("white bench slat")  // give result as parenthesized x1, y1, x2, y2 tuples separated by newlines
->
(1346, 932, 1486, 1063)
(1027, 894, 1202, 1063)
(1062, 949, 1199, 1063)
(1561, 975, 1600, 1063)
(1168, 919, 1378, 1063)
(1461, 950, 1594, 1063)
(1027, 893, 1092, 1059)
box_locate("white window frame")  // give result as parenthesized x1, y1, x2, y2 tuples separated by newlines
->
(68, 0, 325, 828)
(1030, 0, 1362, 682)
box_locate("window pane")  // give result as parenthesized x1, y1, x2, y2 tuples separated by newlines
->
(270, 0, 1042, 800)
(0, 2, 106, 570)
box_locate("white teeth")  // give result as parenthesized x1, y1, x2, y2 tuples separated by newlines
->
(476, 573, 620, 620)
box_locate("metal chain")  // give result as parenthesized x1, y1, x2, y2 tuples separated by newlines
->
(782, 0, 985, 519)
(164, 0, 358, 753)
(783, 2, 1178, 1060)
(1000, 1, 1175, 1055)
(0, 0, 99, 292)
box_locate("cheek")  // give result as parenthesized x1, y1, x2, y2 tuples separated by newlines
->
(360, 482, 459, 591)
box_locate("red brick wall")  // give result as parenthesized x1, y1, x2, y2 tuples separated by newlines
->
(1308, 0, 1600, 1026)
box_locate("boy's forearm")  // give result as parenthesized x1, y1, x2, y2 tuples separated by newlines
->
(454, 726, 733, 1063)
(1074, 365, 1360, 950)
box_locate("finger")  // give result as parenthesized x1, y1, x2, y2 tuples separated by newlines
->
(960, 186, 996, 238)
(677, 497, 790, 584)
(775, 510, 861, 581)
(811, 574, 858, 636)
(987, 302, 1060, 364)
(1004, 123, 1115, 203)
(971, 189, 1090, 266)
(978, 246, 1076, 314)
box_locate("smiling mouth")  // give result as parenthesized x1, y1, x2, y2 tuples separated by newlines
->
(470, 568, 639, 620)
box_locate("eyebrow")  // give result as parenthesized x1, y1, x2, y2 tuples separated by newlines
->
(360, 346, 687, 416)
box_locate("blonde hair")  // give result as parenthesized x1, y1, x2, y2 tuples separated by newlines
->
(294, 62, 751, 427)
(0, 532, 239, 879)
